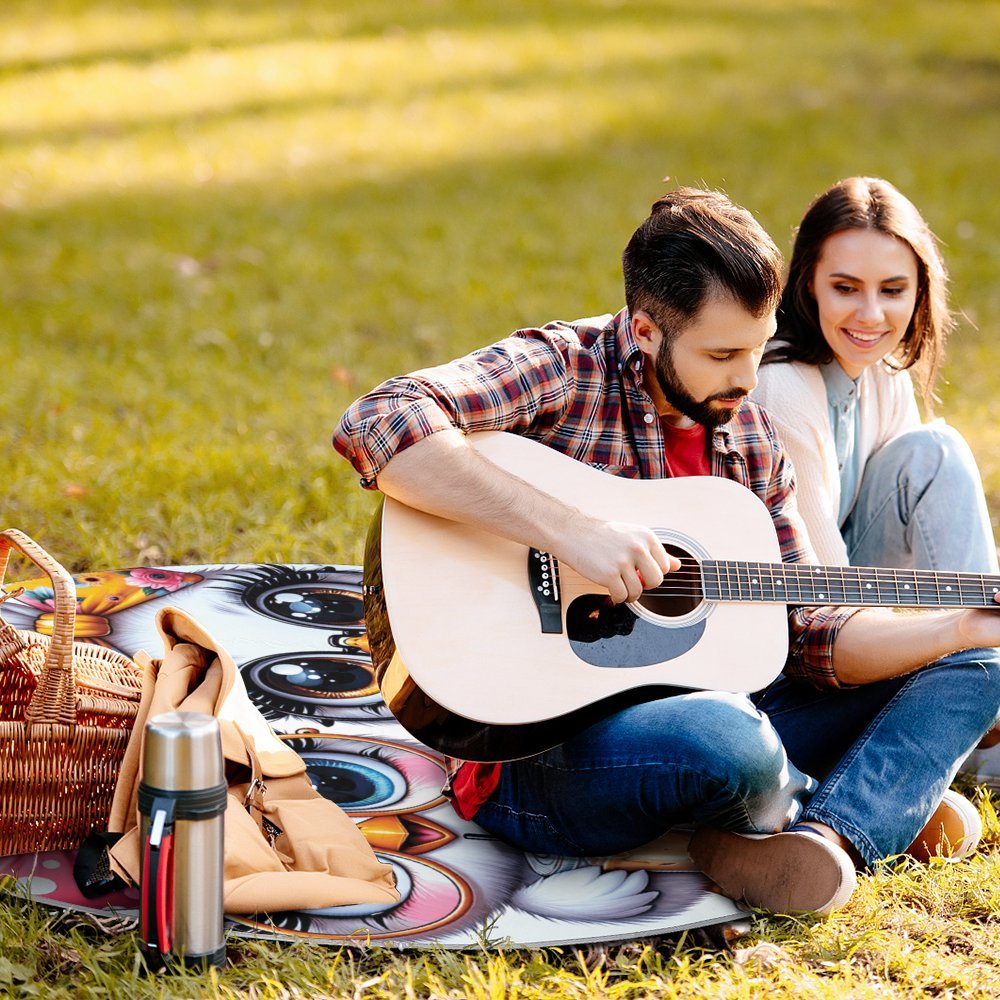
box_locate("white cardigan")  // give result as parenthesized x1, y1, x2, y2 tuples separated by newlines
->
(752, 359, 921, 566)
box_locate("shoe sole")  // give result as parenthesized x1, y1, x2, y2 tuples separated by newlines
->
(688, 828, 857, 915)
(907, 789, 983, 862)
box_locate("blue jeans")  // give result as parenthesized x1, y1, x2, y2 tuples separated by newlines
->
(755, 647, 1000, 865)
(475, 649, 1000, 868)
(841, 422, 1000, 786)
(843, 423, 999, 573)
(475, 691, 816, 859)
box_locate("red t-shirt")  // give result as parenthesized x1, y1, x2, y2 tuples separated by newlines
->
(448, 421, 710, 820)
(660, 418, 711, 477)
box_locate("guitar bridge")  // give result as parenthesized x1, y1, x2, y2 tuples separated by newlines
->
(528, 549, 563, 633)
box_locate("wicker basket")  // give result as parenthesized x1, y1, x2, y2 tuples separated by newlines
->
(0, 528, 144, 856)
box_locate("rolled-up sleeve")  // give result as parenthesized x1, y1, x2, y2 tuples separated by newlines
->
(333, 332, 573, 488)
(785, 605, 858, 687)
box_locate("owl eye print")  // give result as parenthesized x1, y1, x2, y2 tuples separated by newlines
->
(242, 652, 387, 723)
(215, 565, 365, 629)
(236, 851, 474, 943)
(281, 736, 448, 817)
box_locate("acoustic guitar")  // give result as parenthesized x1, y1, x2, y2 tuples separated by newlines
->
(362, 431, 1000, 762)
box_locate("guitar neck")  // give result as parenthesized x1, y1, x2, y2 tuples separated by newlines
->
(702, 561, 1000, 609)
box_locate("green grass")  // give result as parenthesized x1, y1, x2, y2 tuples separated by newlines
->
(4, 795, 1000, 997)
(3, 0, 1000, 995)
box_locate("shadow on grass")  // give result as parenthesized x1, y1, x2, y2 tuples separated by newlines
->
(1, 0, 820, 78)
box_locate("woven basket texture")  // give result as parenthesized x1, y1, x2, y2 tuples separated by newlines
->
(0, 529, 143, 856)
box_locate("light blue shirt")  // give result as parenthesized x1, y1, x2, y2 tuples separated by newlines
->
(820, 361, 864, 527)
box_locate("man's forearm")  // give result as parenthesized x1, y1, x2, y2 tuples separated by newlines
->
(832, 607, 990, 684)
(375, 428, 577, 553)
(375, 429, 676, 604)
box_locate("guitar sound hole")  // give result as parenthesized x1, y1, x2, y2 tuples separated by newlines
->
(636, 544, 703, 618)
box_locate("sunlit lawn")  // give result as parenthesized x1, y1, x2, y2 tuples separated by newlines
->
(3, 0, 1000, 996)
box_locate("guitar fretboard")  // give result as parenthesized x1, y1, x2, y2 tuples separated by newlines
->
(701, 561, 1000, 609)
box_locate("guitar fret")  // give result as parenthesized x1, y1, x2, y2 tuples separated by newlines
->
(841, 566, 862, 605)
(767, 564, 784, 603)
(701, 561, 717, 601)
(778, 565, 796, 602)
(757, 562, 775, 603)
(961, 573, 985, 604)
(789, 565, 808, 604)
(936, 571, 963, 607)
(772, 564, 787, 602)
(896, 568, 920, 606)
(917, 569, 930, 607)
(717, 562, 727, 601)
(706, 562, 723, 602)
(801, 566, 818, 603)
(701, 563, 1000, 609)
(854, 566, 878, 605)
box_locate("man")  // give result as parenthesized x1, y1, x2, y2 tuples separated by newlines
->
(333, 188, 1000, 915)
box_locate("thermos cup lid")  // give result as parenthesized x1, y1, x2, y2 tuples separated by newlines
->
(142, 711, 225, 791)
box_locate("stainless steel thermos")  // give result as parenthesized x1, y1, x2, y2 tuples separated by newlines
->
(139, 711, 227, 970)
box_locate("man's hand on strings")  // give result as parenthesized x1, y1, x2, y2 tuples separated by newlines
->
(556, 517, 681, 604)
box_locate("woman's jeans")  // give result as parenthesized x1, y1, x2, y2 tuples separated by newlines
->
(842, 422, 999, 574)
(475, 426, 1000, 868)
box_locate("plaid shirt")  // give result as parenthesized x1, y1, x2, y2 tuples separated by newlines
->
(335, 309, 859, 815)
(335, 307, 858, 687)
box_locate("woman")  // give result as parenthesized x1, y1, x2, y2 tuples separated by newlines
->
(753, 176, 1000, 858)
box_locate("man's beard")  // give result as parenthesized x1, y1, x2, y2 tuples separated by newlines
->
(654, 339, 748, 429)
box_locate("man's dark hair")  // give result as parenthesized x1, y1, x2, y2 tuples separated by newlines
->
(622, 187, 783, 340)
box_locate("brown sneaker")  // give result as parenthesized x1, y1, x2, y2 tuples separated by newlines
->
(688, 827, 857, 915)
(906, 789, 982, 862)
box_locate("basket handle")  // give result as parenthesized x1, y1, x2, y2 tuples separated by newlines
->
(0, 528, 78, 728)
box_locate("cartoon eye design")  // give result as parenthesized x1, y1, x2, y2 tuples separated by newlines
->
(281, 736, 448, 817)
(213, 565, 366, 628)
(255, 586, 364, 627)
(242, 652, 386, 723)
(234, 852, 473, 942)
(302, 752, 408, 810)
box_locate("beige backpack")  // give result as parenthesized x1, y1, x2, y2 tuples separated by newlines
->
(107, 607, 398, 915)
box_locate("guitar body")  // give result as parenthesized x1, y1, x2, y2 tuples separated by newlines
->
(364, 432, 789, 761)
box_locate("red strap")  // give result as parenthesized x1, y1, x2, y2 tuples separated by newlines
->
(157, 832, 174, 954)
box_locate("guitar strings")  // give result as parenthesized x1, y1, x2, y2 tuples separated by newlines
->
(557, 563, 1000, 605)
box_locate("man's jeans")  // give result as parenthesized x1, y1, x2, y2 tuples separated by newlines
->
(474, 690, 815, 859)
(475, 649, 1000, 868)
